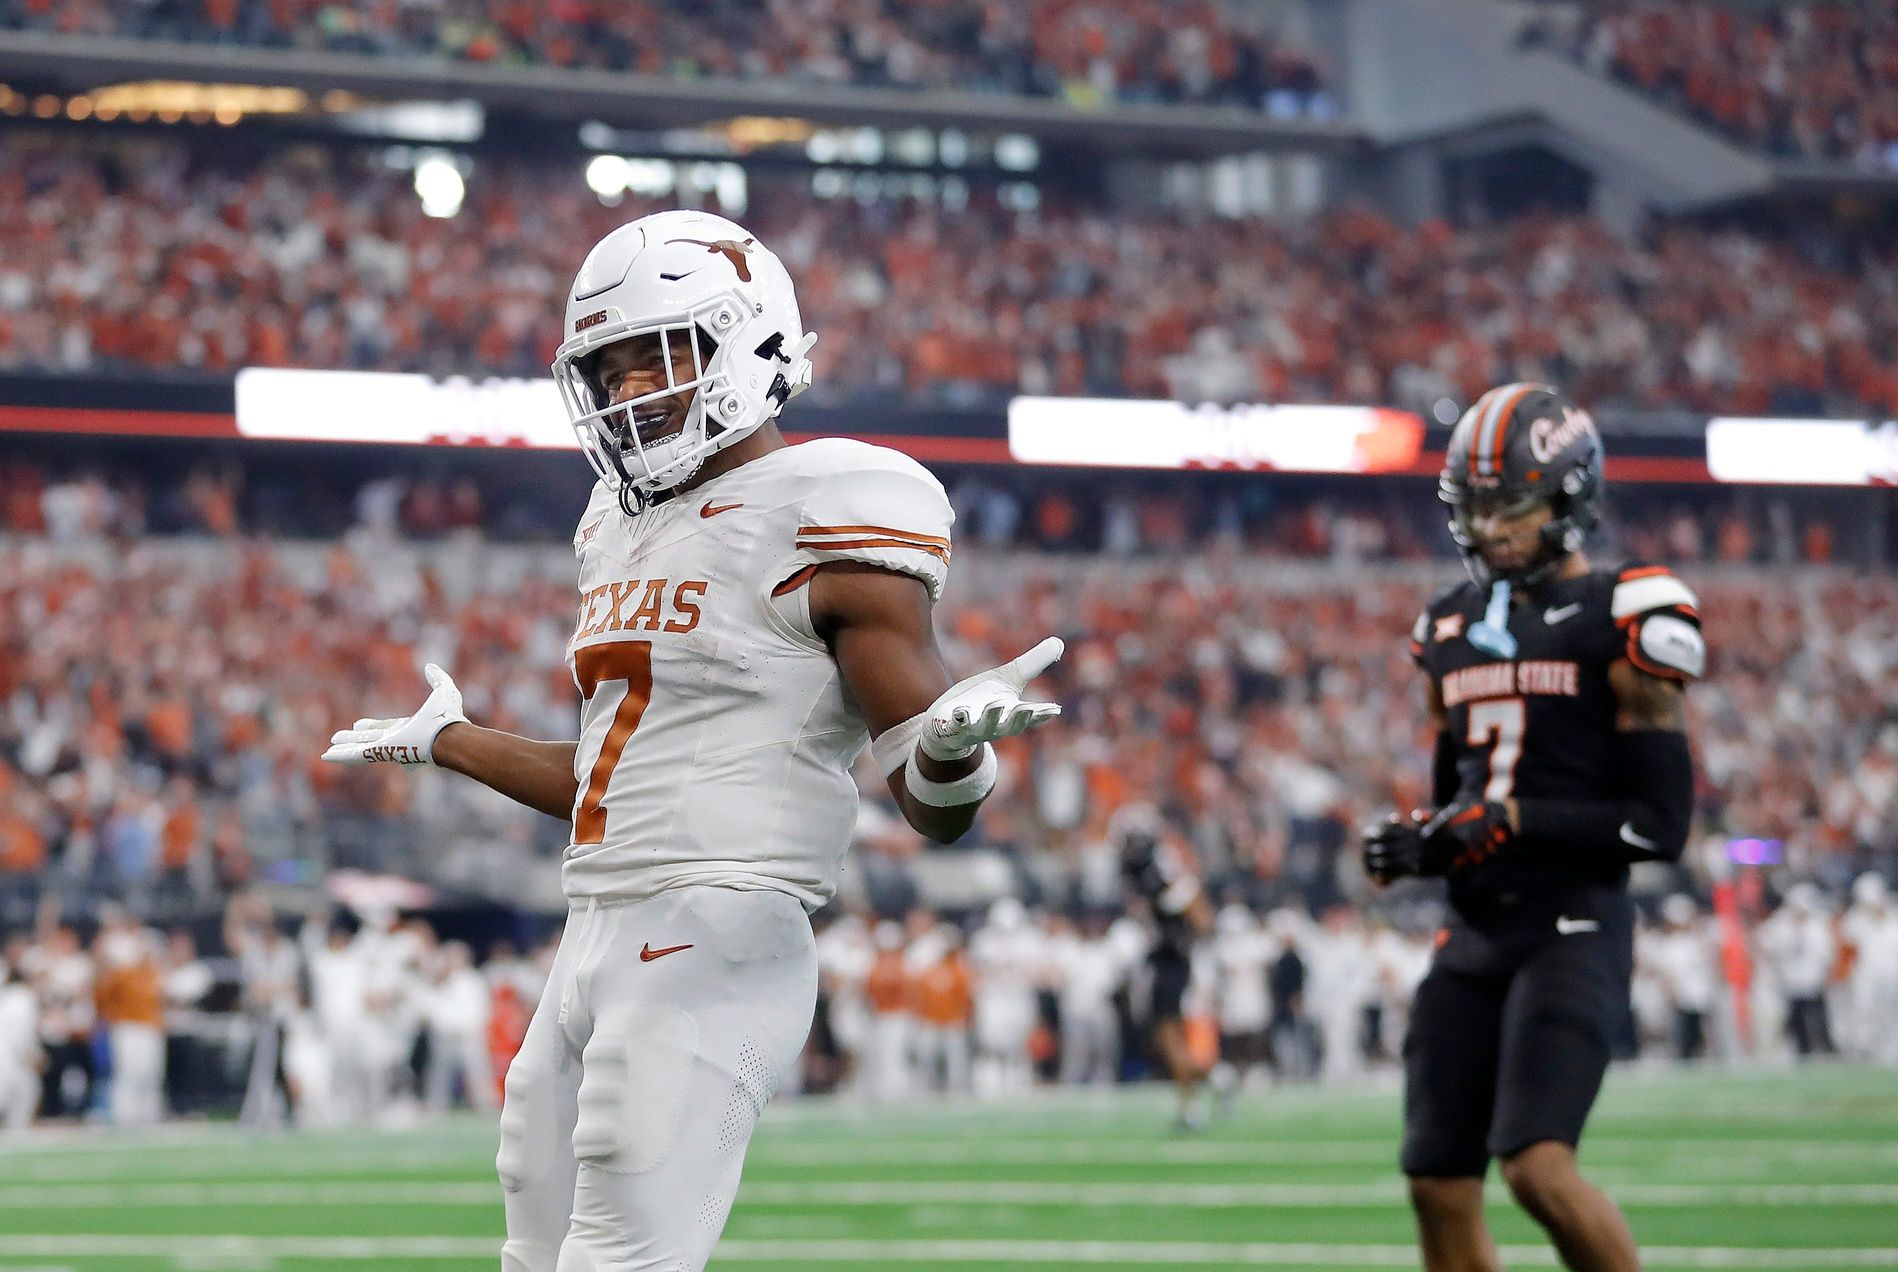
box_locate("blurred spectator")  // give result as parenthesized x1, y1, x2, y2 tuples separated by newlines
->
(24, 914, 96, 1119)
(224, 891, 301, 1127)
(1841, 873, 1898, 1064)
(1758, 882, 1838, 1057)
(0, 0, 1332, 115)
(92, 905, 166, 1123)
(1049, 911, 1124, 1085)
(908, 922, 975, 1093)
(419, 939, 495, 1112)
(1, 869, 1892, 1134)
(4, 132, 1898, 415)
(2, 474, 1895, 930)
(859, 921, 912, 1100)
(1642, 893, 1721, 1059)
(1553, 2, 1898, 168)
(159, 927, 219, 1116)
(0, 951, 39, 1130)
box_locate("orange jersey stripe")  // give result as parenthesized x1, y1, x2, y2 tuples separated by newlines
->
(799, 523, 952, 548)
(1488, 384, 1536, 471)
(1618, 565, 1674, 581)
(1616, 604, 1699, 629)
(771, 565, 820, 597)
(1468, 388, 1493, 474)
(798, 536, 951, 562)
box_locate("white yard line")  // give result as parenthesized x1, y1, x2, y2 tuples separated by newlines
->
(14, 1135, 1897, 1180)
(1, 1180, 1895, 1210)
(748, 1138, 1898, 1167)
(0, 1236, 1894, 1267)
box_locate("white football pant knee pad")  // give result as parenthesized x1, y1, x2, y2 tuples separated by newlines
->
(496, 1058, 538, 1194)
(498, 1057, 561, 1272)
(573, 1002, 699, 1173)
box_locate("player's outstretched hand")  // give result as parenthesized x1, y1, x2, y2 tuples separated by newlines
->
(1362, 811, 1429, 885)
(320, 663, 468, 767)
(920, 637, 1065, 761)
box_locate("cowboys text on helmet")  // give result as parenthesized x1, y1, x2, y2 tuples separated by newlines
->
(1439, 382, 1605, 587)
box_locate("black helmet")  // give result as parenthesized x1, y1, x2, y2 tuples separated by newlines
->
(1119, 829, 1160, 879)
(1440, 382, 1604, 586)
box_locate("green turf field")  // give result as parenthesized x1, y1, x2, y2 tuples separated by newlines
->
(3, 1065, 1895, 1270)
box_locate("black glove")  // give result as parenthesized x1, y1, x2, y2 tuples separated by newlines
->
(1362, 812, 1432, 885)
(1420, 799, 1515, 876)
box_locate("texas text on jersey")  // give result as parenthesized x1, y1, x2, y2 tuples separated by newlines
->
(1409, 561, 1704, 913)
(565, 435, 953, 911)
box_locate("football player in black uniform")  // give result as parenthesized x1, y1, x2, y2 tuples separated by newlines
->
(1363, 384, 1703, 1272)
(1120, 823, 1215, 1130)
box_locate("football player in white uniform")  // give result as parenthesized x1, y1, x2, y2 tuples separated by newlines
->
(322, 210, 1063, 1271)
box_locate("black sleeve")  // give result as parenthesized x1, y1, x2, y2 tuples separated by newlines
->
(1513, 729, 1694, 865)
(1432, 730, 1460, 807)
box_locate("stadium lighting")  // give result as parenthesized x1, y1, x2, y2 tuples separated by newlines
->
(1008, 396, 1427, 473)
(414, 155, 466, 219)
(87, 81, 314, 120)
(585, 154, 629, 197)
(995, 134, 1040, 172)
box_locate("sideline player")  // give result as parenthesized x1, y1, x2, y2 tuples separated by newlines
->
(321, 210, 1063, 1271)
(1119, 820, 1214, 1129)
(1363, 384, 1703, 1272)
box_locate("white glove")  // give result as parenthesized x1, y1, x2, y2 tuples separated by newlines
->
(320, 663, 467, 767)
(920, 637, 1064, 761)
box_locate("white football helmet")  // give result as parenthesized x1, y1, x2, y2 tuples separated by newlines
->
(552, 210, 816, 506)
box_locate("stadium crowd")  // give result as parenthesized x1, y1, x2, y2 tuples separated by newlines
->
(6, 132, 1898, 414)
(1537, 1, 1898, 167)
(0, 476, 1890, 929)
(2, 454, 1876, 563)
(1, 506, 1895, 1127)
(0, 0, 1332, 114)
(3, 873, 1894, 1131)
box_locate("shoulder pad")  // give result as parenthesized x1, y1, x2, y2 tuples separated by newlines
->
(1612, 565, 1698, 621)
(794, 443, 954, 601)
(1630, 612, 1706, 681)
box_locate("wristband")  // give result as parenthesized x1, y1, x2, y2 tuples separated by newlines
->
(904, 743, 998, 807)
(871, 712, 931, 778)
(919, 725, 981, 763)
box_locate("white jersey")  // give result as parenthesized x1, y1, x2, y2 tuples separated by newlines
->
(1844, 907, 1898, 985)
(1650, 923, 1719, 1012)
(1209, 927, 1275, 1034)
(563, 438, 953, 910)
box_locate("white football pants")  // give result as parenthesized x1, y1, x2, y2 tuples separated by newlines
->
(498, 887, 816, 1272)
(108, 1022, 166, 1125)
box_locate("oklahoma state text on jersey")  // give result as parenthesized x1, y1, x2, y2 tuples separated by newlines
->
(1410, 563, 1702, 900)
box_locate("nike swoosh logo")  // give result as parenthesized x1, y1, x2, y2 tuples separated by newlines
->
(659, 269, 702, 281)
(639, 943, 694, 962)
(1556, 917, 1599, 935)
(700, 501, 744, 519)
(1619, 822, 1658, 851)
(1544, 603, 1583, 625)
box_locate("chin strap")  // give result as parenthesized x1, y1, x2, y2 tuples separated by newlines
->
(1467, 579, 1519, 658)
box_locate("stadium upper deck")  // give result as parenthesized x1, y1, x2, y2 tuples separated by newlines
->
(0, 0, 1334, 116)
(4, 128, 1898, 417)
